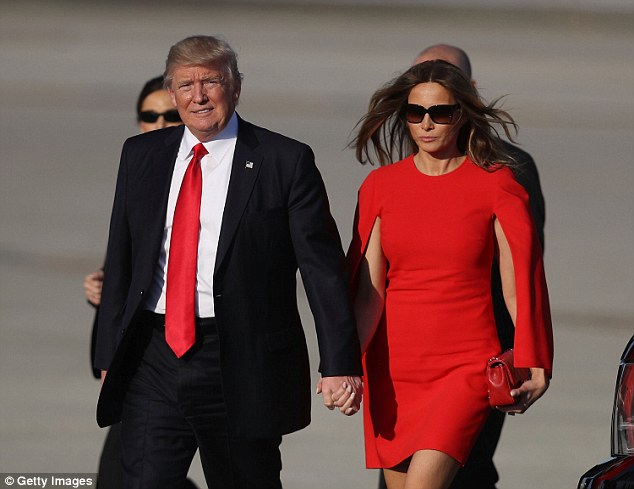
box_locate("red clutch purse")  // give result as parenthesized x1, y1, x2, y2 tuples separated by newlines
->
(486, 349, 530, 407)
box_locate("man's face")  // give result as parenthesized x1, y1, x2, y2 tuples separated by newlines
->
(168, 64, 240, 142)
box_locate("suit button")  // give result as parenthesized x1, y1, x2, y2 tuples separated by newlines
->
(121, 328, 126, 334)
(140, 290, 144, 296)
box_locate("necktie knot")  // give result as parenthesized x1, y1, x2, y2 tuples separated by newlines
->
(193, 142, 208, 161)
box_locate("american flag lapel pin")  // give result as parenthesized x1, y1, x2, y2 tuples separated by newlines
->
(245, 161, 254, 169)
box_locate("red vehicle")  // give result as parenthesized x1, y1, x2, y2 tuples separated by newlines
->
(578, 334, 634, 489)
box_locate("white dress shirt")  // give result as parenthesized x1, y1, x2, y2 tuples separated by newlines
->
(145, 113, 238, 317)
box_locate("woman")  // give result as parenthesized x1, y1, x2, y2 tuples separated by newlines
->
(83, 75, 184, 489)
(347, 60, 553, 489)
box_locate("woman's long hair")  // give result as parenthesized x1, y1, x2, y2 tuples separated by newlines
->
(135, 75, 165, 122)
(351, 60, 518, 170)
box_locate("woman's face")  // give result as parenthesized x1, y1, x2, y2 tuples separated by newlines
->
(138, 89, 182, 133)
(406, 82, 463, 159)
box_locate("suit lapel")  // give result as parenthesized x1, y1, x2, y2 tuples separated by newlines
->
(215, 118, 262, 274)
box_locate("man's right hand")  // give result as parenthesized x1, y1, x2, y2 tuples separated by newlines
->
(84, 269, 104, 306)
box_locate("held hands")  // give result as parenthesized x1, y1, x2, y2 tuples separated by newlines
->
(498, 367, 550, 415)
(84, 269, 104, 306)
(316, 376, 363, 416)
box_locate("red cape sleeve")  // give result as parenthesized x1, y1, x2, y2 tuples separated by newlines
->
(495, 168, 554, 377)
(346, 170, 381, 295)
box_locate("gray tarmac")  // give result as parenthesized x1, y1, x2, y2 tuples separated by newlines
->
(1, 2, 633, 488)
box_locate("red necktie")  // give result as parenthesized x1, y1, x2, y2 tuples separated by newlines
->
(166, 142, 208, 357)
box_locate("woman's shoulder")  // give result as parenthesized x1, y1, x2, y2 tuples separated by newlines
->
(357, 157, 412, 206)
(465, 159, 516, 184)
(487, 164, 524, 192)
(364, 155, 413, 182)
(478, 162, 529, 205)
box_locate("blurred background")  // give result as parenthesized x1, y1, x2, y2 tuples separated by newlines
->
(1, 1, 633, 487)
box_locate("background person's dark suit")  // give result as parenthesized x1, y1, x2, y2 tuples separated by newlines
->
(94, 118, 362, 483)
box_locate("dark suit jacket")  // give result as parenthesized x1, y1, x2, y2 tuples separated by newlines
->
(94, 116, 362, 437)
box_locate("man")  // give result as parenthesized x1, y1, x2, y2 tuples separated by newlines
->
(94, 35, 362, 489)
(377, 44, 545, 489)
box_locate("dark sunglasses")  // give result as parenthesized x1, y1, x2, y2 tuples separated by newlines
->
(404, 103, 460, 124)
(139, 110, 182, 123)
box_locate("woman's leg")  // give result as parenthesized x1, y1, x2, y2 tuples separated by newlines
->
(383, 457, 409, 489)
(384, 450, 459, 489)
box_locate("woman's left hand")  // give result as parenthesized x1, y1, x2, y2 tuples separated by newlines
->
(316, 376, 363, 415)
(498, 367, 550, 415)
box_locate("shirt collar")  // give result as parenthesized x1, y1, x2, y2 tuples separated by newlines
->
(181, 112, 239, 161)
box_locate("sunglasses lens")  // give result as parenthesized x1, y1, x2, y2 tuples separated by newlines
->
(163, 110, 182, 123)
(139, 111, 159, 123)
(429, 106, 455, 124)
(139, 111, 182, 123)
(405, 105, 425, 123)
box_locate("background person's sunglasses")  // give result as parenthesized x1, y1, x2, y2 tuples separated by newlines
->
(405, 103, 460, 124)
(139, 110, 182, 123)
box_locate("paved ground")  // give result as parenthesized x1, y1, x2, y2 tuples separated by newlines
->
(1, 2, 633, 488)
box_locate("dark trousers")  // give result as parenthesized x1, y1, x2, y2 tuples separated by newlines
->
(96, 423, 199, 489)
(377, 410, 505, 489)
(120, 312, 282, 489)
(97, 423, 123, 489)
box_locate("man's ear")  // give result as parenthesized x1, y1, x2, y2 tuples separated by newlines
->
(169, 88, 177, 107)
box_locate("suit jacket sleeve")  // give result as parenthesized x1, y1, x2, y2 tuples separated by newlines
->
(287, 145, 362, 376)
(93, 143, 133, 371)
